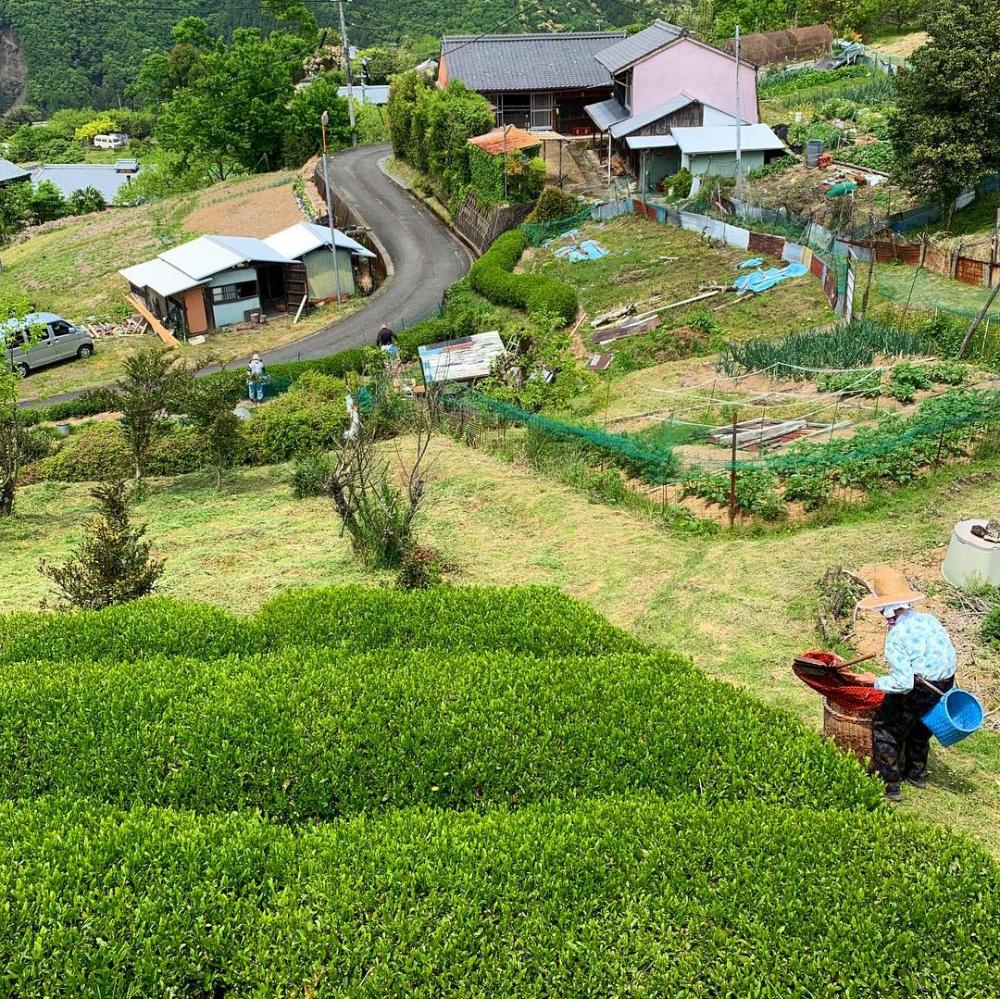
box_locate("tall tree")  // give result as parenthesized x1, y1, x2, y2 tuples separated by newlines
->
(117, 347, 188, 481)
(156, 28, 304, 179)
(890, 2, 1000, 213)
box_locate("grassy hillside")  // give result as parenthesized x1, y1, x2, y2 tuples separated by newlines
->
(4, 438, 999, 853)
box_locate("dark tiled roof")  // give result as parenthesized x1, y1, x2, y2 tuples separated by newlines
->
(594, 20, 685, 73)
(441, 31, 626, 92)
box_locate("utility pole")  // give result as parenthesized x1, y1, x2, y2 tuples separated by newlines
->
(734, 24, 743, 199)
(320, 111, 345, 304)
(338, 0, 357, 148)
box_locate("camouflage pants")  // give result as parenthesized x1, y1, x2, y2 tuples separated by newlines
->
(872, 677, 953, 787)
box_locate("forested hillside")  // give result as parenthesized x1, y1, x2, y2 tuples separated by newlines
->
(1, 0, 924, 113)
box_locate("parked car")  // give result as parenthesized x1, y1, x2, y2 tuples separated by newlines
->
(0, 312, 94, 377)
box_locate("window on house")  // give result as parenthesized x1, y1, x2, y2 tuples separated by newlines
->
(212, 280, 258, 304)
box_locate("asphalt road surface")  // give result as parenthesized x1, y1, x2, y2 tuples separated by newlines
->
(263, 143, 471, 363)
(23, 144, 471, 406)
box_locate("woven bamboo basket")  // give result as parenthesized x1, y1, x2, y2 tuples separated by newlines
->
(822, 698, 874, 763)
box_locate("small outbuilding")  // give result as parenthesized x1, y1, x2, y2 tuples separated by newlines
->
(120, 226, 375, 336)
(263, 222, 375, 303)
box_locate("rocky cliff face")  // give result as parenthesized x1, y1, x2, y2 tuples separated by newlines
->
(0, 26, 26, 113)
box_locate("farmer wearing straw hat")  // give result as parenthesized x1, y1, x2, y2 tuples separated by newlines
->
(854, 566, 956, 802)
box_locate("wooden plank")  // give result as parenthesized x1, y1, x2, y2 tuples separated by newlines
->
(127, 294, 180, 349)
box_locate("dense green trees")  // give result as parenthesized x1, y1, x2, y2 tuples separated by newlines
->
(890, 1, 1000, 210)
(388, 75, 493, 201)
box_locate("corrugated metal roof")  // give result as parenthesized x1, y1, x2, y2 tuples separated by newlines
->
(584, 97, 628, 132)
(672, 124, 785, 154)
(625, 134, 678, 150)
(0, 157, 30, 184)
(158, 235, 293, 281)
(441, 31, 626, 92)
(609, 92, 695, 138)
(338, 84, 390, 105)
(264, 222, 375, 259)
(30, 163, 138, 202)
(594, 20, 685, 73)
(119, 259, 203, 298)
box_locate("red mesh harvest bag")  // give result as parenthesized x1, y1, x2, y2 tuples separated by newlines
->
(793, 650, 885, 714)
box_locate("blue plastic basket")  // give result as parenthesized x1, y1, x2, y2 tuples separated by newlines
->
(921, 688, 984, 747)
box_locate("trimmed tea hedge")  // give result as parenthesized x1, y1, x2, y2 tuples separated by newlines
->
(0, 796, 995, 995)
(0, 586, 636, 664)
(469, 230, 578, 325)
(0, 647, 880, 816)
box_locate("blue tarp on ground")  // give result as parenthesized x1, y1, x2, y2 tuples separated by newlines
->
(733, 262, 809, 294)
(554, 239, 609, 262)
(738, 257, 764, 269)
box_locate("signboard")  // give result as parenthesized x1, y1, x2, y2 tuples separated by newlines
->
(418, 331, 506, 384)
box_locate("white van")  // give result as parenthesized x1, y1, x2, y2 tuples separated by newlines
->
(1, 313, 95, 377)
(93, 132, 128, 150)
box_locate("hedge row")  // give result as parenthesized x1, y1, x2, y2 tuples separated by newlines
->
(469, 230, 578, 325)
(0, 796, 995, 995)
(0, 647, 879, 816)
(19, 387, 120, 427)
(0, 586, 637, 664)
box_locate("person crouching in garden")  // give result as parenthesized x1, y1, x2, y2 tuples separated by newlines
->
(853, 567, 957, 802)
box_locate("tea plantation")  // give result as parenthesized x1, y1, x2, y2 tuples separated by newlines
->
(0, 586, 997, 995)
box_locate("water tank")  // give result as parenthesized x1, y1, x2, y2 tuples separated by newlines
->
(806, 139, 824, 168)
(942, 520, 1000, 588)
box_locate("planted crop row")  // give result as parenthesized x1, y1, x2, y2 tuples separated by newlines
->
(469, 230, 578, 325)
(0, 796, 995, 996)
(0, 647, 880, 817)
(0, 585, 638, 664)
(718, 319, 927, 377)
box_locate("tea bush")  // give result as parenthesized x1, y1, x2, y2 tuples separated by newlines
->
(0, 796, 995, 995)
(0, 648, 880, 816)
(0, 586, 636, 664)
(290, 450, 333, 498)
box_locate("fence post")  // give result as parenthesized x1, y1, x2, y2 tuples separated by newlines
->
(728, 412, 738, 530)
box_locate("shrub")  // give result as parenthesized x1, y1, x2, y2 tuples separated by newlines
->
(469, 230, 578, 325)
(0, 646, 880, 817)
(0, 797, 995, 994)
(35, 422, 208, 482)
(290, 451, 332, 498)
(665, 166, 692, 198)
(527, 186, 582, 222)
(38, 480, 164, 610)
(983, 606, 1000, 645)
(243, 393, 347, 464)
(20, 387, 121, 427)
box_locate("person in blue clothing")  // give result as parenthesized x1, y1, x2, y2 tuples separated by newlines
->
(854, 566, 957, 802)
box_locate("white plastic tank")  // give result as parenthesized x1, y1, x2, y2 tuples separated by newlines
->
(942, 519, 1000, 588)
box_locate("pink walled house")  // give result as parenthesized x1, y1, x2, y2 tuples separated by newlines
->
(629, 35, 759, 121)
(586, 21, 784, 188)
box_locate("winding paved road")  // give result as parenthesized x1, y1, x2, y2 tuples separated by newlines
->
(23, 143, 470, 406)
(263, 143, 471, 363)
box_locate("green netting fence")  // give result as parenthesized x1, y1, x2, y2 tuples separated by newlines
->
(876, 274, 1000, 323)
(448, 386, 1000, 483)
(522, 208, 595, 247)
(446, 391, 676, 477)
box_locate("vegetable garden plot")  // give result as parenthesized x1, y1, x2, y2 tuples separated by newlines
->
(1, 797, 997, 996)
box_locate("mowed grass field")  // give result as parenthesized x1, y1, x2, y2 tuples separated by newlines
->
(4, 437, 999, 854)
(522, 216, 836, 342)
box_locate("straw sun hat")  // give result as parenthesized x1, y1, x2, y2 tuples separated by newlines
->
(856, 565, 926, 611)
